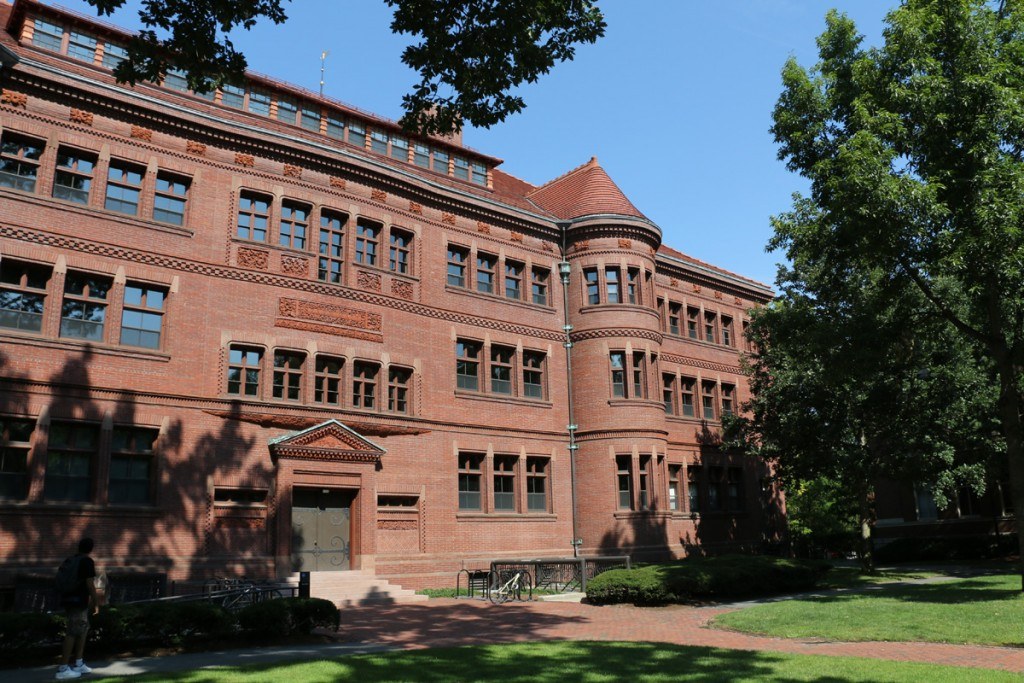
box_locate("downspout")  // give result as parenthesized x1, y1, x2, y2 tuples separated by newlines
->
(557, 221, 581, 557)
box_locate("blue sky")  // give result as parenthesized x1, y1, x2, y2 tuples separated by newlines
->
(49, 1, 897, 286)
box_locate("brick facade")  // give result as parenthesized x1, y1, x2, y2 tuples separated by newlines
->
(0, 0, 782, 591)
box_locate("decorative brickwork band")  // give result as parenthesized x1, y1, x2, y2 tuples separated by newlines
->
(275, 318, 382, 341)
(69, 108, 93, 126)
(660, 352, 737, 375)
(202, 410, 429, 436)
(391, 280, 413, 300)
(0, 89, 27, 107)
(280, 255, 309, 276)
(378, 520, 417, 530)
(330, 177, 346, 189)
(235, 153, 255, 167)
(186, 141, 207, 156)
(130, 125, 154, 141)
(570, 328, 663, 344)
(283, 164, 302, 179)
(237, 247, 269, 270)
(409, 201, 423, 215)
(441, 212, 456, 225)
(278, 297, 382, 331)
(371, 188, 387, 202)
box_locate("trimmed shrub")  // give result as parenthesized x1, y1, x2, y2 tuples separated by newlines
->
(286, 598, 339, 634)
(237, 599, 293, 639)
(586, 555, 831, 606)
(0, 611, 62, 661)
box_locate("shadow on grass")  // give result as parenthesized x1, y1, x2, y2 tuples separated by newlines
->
(805, 576, 1022, 606)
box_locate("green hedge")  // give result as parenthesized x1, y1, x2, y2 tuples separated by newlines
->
(874, 535, 1019, 563)
(0, 597, 339, 665)
(586, 555, 832, 606)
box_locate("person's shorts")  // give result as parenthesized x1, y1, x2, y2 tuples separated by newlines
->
(64, 607, 89, 637)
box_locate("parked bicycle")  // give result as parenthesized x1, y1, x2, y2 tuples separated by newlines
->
(202, 577, 286, 611)
(487, 569, 532, 604)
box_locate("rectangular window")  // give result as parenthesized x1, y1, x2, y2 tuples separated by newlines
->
(163, 68, 189, 92)
(709, 466, 725, 512)
(214, 487, 268, 506)
(120, 283, 165, 349)
(668, 465, 681, 511)
(688, 465, 702, 513)
(632, 351, 647, 399)
(60, 272, 110, 341)
(102, 42, 128, 69)
(390, 135, 409, 161)
(627, 268, 640, 304)
(352, 361, 379, 409)
(272, 351, 305, 401)
(276, 95, 298, 124)
(370, 130, 389, 154)
(584, 268, 600, 305)
(504, 260, 523, 300)
(348, 122, 366, 148)
(237, 191, 271, 241)
(610, 352, 626, 398)
(388, 367, 411, 413)
(531, 267, 549, 305)
(0, 260, 50, 333)
(378, 494, 418, 508)
(153, 171, 189, 225)
(414, 144, 430, 168)
(389, 229, 412, 274)
(704, 311, 717, 343)
(318, 210, 346, 283)
(663, 373, 676, 415)
(721, 384, 735, 416)
(279, 200, 310, 250)
(490, 345, 514, 395)
(668, 302, 681, 335)
(247, 87, 271, 116)
(0, 132, 44, 192)
(0, 418, 33, 500)
(476, 253, 496, 294)
(45, 422, 99, 502)
(638, 455, 651, 510)
(687, 307, 700, 339)
(526, 457, 549, 512)
(104, 160, 145, 215)
(493, 455, 516, 511)
(727, 467, 745, 512)
(109, 427, 157, 505)
(680, 378, 696, 418)
(605, 267, 621, 304)
(471, 161, 487, 185)
(453, 156, 469, 180)
(432, 149, 449, 174)
(227, 345, 262, 396)
(456, 339, 481, 391)
(67, 31, 97, 62)
(616, 455, 633, 510)
(326, 113, 345, 139)
(458, 452, 483, 510)
(702, 381, 717, 420)
(721, 316, 733, 347)
(523, 350, 545, 399)
(314, 356, 343, 405)
(32, 18, 64, 51)
(220, 83, 245, 108)
(447, 245, 468, 287)
(53, 148, 96, 204)
(355, 219, 380, 266)
(301, 104, 321, 132)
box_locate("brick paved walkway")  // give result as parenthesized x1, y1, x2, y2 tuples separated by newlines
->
(340, 598, 1024, 673)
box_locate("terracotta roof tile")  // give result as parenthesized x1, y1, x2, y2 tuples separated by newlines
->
(527, 157, 647, 221)
(658, 244, 772, 293)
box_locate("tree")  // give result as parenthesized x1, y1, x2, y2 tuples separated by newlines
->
(82, 0, 605, 135)
(735, 259, 997, 572)
(770, 1, 1024, 585)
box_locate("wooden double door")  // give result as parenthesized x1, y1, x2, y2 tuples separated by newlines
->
(291, 487, 355, 572)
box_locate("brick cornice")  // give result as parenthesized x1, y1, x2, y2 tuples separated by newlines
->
(570, 328, 664, 344)
(659, 353, 739, 375)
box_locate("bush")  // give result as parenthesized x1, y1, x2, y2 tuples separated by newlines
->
(0, 611, 62, 662)
(99, 601, 237, 648)
(286, 598, 339, 634)
(874, 535, 1019, 563)
(237, 599, 292, 639)
(586, 555, 831, 606)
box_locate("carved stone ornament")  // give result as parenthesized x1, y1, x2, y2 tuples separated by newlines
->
(283, 164, 302, 179)
(378, 520, 417, 530)
(409, 201, 423, 215)
(391, 280, 413, 300)
(280, 255, 308, 276)
(235, 153, 255, 167)
(186, 141, 207, 156)
(618, 239, 632, 249)
(735, 297, 743, 305)
(357, 270, 383, 292)
(130, 125, 154, 141)
(542, 242, 554, 252)
(237, 247, 269, 270)
(574, 240, 590, 252)
(715, 290, 723, 299)
(278, 297, 382, 331)
(371, 188, 387, 202)
(476, 221, 490, 234)
(69, 108, 93, 126)
(670, 278, 679, 287)
(692, 284, 701, 293)
(441, 212, 456, 225)
(330, 177, 346, 190)
(510, 231, 524, 243)
(0, 90, 27, 107)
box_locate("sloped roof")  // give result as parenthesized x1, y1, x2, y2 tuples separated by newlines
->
(527, 157, 647, 221)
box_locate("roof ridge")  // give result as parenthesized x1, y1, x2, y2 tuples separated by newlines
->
(527, 156, 599, 196)
(658, 246, 772, 291)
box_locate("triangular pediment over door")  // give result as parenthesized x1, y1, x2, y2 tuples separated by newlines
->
(268, 419, 386, 464)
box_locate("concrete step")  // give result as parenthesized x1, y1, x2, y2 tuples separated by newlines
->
(282, 571, 428, 606)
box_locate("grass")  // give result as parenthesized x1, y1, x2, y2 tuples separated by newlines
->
(715, 573, 1024, 647)
(816, 566, 938, 589)
(91, 641, 1020, 682)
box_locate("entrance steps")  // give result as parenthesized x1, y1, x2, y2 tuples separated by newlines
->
(285, 570, 428, 607)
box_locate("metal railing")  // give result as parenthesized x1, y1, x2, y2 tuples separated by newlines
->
(488, 556, 631, 594)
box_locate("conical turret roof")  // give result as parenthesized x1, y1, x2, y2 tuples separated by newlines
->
(527, 157, 648, 221)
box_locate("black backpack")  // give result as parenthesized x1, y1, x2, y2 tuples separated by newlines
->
(55, 555, 82, 595)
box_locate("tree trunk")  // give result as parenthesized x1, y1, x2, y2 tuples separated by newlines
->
(859, 490, 874, 573)
(992, 350, 1024, 591)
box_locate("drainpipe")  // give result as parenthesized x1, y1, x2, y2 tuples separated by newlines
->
(557, 221, 581, 558)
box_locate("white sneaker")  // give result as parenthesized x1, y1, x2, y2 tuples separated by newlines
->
(73, 662, 93, 674)
(55, 666, 82, 680)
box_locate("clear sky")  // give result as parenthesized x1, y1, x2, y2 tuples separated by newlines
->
(48, 1, 898, 286)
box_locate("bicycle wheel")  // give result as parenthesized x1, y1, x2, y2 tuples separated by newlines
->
(488, 570, 508, 605)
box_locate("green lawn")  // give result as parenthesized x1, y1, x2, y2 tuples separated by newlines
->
(816, 566, 939, 589)
(91, 641, 1019, 682)
(715, 574, 1024, 646)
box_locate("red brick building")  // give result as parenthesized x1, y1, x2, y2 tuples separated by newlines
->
(0, 0, 780, 591)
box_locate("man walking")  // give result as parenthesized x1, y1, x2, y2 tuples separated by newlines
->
(55, 537, 98, 680)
